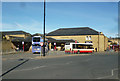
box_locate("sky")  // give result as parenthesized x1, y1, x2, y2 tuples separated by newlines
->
(1, 2, 118, 37)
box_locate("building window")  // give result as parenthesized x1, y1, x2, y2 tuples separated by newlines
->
(89, 36, 92, 40)
(86, 36, 88, 40)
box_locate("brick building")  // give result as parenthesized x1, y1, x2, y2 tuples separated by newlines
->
(46, 27, 108, 51)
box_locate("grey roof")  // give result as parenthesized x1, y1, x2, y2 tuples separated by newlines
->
(46, 27, 99, 36)
(0, 31, 31, 36)
(11, 37, 25, 42)
(11, 36, 32, 42)
(110, 37, 120, 39)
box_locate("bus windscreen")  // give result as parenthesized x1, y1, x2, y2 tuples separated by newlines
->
(33, 37, 40, 42)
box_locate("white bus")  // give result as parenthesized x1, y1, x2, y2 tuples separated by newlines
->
(65, 43, 94, 54)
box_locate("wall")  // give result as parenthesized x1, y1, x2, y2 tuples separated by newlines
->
(2, 40, 15, 54)
(105, 36, 108, 50)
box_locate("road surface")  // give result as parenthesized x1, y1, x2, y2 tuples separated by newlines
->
(2, 51, 118, 79)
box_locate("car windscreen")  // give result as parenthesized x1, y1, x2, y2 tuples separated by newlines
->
(33, 37, 40, 42)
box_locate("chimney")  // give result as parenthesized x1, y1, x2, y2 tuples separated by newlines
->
(100, 32, 103, 35)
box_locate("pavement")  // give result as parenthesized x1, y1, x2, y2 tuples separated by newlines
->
(1, 51, 119, 79)
(2, 51, 92, 60)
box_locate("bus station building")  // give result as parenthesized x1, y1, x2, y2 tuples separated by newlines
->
(46, 27, 108, 52)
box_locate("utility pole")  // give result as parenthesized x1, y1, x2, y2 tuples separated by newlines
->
(43, 0, 46, 56)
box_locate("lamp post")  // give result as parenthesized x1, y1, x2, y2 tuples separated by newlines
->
(43, 0, 46, 56)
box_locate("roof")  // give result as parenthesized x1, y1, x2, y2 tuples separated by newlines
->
(11, 36, 48, 42)
(11, 37, 25, 42)
(0, 31, 31, 36)
(46, 27, 100, 36)
(32, 33, 43, 37)
(110, 37, 120, 40)
(11, 36, 32, 42)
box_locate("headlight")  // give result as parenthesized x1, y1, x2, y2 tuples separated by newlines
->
(37, 48, 40, 50)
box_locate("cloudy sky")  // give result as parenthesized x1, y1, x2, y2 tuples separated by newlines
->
(2, 2, 118, 37)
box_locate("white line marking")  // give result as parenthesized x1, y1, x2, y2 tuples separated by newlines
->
(112, 69, 114, 76)
(97, 68, 118, 79)
(112, 68, 118, 76)
(66, 61, 73, 64)
(14, 66, 46, 72)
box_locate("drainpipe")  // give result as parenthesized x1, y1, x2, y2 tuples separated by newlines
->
(98, 33, 99, 52)
(104, 35, 105, 51)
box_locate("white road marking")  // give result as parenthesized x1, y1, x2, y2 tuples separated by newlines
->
(66, 61, 73, 64)
(112, 68, 118, 76)
(97, 68, 118, 79)
(14, 66, 46, 72)
(97, 75, 112, 79)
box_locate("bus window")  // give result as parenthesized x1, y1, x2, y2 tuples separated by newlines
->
(73, 44, 93, 49)
(73, 44, 82, 49)
(87, 46, 93, 49)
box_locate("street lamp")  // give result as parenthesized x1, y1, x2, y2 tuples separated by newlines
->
(43, 0, 46, 56)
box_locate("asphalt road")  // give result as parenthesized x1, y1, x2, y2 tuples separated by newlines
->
(2, 51, 119, 79)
